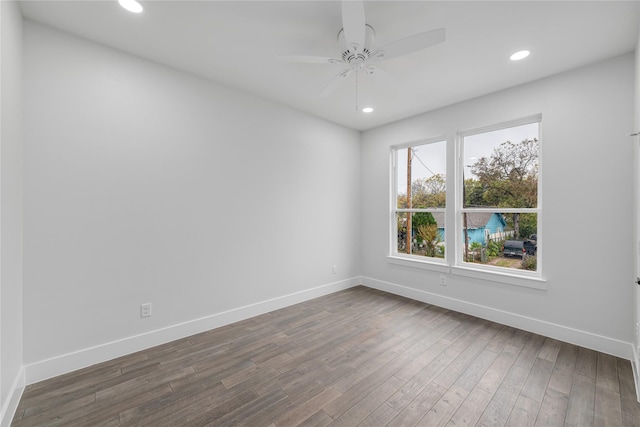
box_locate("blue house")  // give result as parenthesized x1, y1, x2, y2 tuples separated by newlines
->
(431, 212, 510, 246)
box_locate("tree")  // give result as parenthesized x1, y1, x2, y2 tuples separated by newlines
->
(463, 178, 484, 208)
(412, 174, 446, 208)
(396, 193, 408, 209)
(518, 213, 537, 239)
(413, 212, 436, 229)
(468, 138, 538, 237)
(417, 223, 443, 257)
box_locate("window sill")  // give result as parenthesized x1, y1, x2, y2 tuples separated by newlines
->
(386, 255, 547, 290)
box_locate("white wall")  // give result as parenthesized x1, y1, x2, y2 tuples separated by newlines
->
(0, 0, 25, 424)
(22, 21, 361, 382)
(633, 15, 640, 392)
(361, 53, 636, 359)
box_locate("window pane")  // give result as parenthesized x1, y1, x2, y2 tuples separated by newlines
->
(461, 212, 537, 271)
(397, 141, 446, 209)
(463, 123, 538, 209)
(396, 212, 445, 258)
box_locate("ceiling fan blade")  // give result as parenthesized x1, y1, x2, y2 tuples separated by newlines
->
(320, 68, 353, 98)
(377, 28, 446, 61)
(341, 0, 366, 52)
(278, 55, 343, 64)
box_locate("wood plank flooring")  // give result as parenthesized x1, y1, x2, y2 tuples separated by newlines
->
(12, 286, 640, 426)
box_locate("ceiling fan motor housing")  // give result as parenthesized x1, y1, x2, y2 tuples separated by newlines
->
(338, 24, 376, 69)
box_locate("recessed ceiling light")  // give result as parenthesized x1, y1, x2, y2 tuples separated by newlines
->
(510, 50, 530, 61)
(119, 0, 143, 13)
(362, 107, 374, 113)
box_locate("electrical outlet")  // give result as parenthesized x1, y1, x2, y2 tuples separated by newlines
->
(439, 275, 447, 286)
(332, 265, 337, 274)
(140, 303, 152, 318)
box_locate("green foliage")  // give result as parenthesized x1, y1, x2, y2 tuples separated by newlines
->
(521, 255, 537, 270)
(416, 223, 443, 257)
(412, 174, 446, 208)
(517, 213, 537, 239)
(413, 212, 436, 227)
(469, 139, 538, 209)
(463, 179, 485, 208)
(397, 194, 408, 209)
(487, 240, 502, 257)
(399, 174, 446, 210)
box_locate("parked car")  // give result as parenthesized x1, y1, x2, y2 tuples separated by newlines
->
(502, 239, 536, 257)
(523, 239, 537, 255)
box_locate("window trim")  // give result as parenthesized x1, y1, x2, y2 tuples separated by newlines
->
(457, 115, 542, 279)
(390, 136, 448, 264)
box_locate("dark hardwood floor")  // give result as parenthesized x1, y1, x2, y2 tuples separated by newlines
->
(12, 286, 640, 426)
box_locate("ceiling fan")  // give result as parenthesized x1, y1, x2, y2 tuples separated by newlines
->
(281, 0, 446, 100)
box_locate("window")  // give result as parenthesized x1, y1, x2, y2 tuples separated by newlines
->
(392, 139, 446, 261)
(460, 120, 540, 274)
(390, 116, 542, 284)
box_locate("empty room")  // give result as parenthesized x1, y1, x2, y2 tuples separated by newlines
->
(2, 0, 640, 425)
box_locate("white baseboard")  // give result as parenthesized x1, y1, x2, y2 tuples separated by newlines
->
(24, 277, 361, 385)
(361, 276, 635, 361)
(1, 366, 25, 427)
(633, 345, 640, 403)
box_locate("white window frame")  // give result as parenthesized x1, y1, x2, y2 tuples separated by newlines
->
(389, 137, 449, 272)
(387, 115, 546, 289)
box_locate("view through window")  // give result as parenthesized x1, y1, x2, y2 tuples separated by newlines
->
(461, 121, 539, 272)
(392, 118, 540, 276)
(394, 140, 446, 259)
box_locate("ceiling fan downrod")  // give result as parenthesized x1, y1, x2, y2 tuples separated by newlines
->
(355, 70, 359, 111)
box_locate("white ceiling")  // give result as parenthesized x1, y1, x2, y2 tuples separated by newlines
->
(19, 1, 640, 131)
